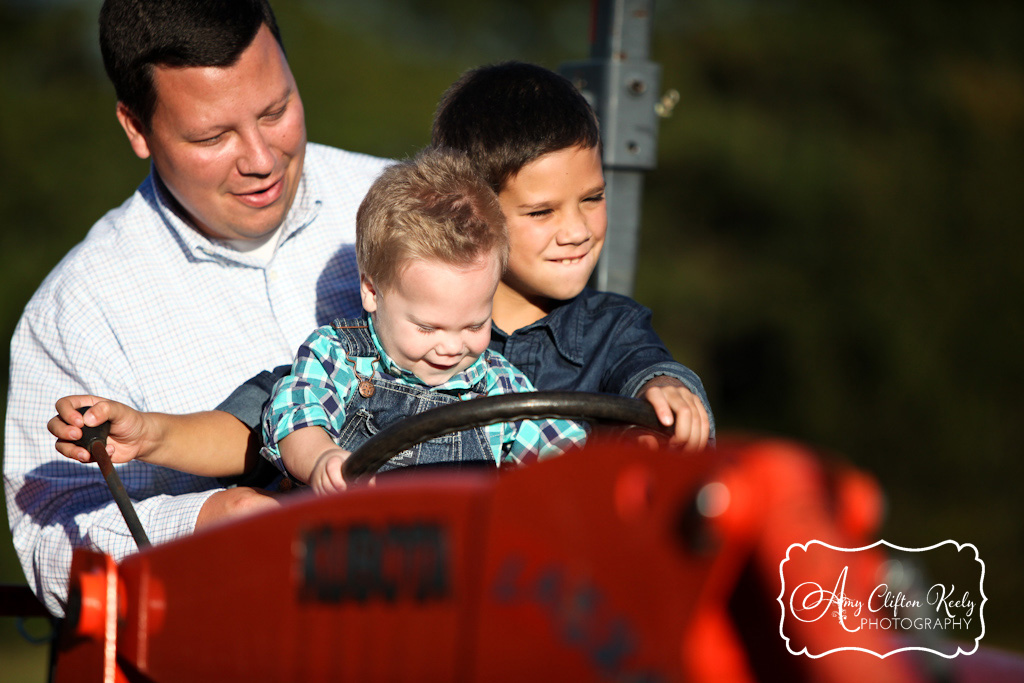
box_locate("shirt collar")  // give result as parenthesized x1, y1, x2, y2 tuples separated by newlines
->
(492, 292, 588, 366)
(147, 158, 321, 267)
(367, 314, 490, 390)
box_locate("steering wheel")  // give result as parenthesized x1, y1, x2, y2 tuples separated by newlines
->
(341, 391, 670, 483)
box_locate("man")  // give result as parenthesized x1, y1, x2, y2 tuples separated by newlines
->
(3, 0, 389, 616)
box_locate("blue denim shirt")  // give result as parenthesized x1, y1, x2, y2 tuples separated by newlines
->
(488, 288, 715, 438)
(220, 288, 714, 439)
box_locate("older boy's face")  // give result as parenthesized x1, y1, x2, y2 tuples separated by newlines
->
(360, 253, 500, 386)
(497, 145, 607, 312)
(115, 25, 307, 242)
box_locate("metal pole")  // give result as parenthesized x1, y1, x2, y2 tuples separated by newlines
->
(560, 0, 662, 297)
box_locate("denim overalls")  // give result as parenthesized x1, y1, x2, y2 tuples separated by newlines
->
(331, 319, 494, 473)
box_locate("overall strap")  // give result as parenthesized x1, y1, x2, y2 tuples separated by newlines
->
(331, 317, 375, 357)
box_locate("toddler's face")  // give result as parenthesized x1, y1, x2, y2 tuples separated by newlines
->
(361, 253, 500, 386)
(497, 144, 607, 309)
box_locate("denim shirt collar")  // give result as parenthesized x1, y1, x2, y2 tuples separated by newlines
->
(492, 293, 588, 367)
(366, 314, 490, 389)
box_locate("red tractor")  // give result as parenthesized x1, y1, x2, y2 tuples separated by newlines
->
(5, 392, 1019, 682)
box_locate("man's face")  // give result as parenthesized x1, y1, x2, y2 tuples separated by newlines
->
(117, 25, 307, 241)
(496, 144, 607, 314)
(361, 254, 500, 386)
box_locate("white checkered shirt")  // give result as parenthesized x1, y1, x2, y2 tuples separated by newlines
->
(3, 142, 390, 616)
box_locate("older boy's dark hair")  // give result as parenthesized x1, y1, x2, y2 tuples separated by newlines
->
(356, 147, 508, 294)
(431, 61, 600, 192)
(99, 0, 283, 130)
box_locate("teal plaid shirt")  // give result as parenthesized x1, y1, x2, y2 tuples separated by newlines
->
(262, 316, 588, 472)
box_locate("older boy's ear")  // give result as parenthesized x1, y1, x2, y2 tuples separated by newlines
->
(116, 102, 152, 160)
(359, 274, 379, 313)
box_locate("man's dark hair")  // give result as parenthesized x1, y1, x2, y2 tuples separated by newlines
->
(431, 61, 601, 192)
(99, 0, 283, 129)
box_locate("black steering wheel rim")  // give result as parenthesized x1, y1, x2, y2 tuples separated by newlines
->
(341, 391, 668, 483)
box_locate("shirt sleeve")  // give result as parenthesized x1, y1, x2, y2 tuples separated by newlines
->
(4, 283, 217, 618)
(602, 303, 716, 440)
(215, 364, 291, 429)
(481, 357, 589, 465)
(502, 416, 590, 465)
(260, 328, 356, 474)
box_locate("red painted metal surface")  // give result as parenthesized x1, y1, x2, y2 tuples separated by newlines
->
(47, 438, 1021, 682)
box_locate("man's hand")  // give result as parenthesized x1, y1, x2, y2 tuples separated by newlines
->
(309, 448, 352, 495)
(49, 395, 154, 464)
(639, 376, 711, 452)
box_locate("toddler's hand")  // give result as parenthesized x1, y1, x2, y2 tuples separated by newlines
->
(309, 448, 352, 495)
(49, 395, 151, 464)
(640, 381, 710, 452)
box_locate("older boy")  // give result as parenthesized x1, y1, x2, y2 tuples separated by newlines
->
(432, 61, 714, 448)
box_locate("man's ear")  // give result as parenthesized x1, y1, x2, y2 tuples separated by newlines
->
(359, 274, 379, 313)
(115, 102, 152, 160)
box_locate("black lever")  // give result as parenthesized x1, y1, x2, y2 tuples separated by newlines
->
(75, 407, 151, 549)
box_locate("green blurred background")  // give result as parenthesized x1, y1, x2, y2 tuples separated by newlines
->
(2, 0, 1022, 678)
